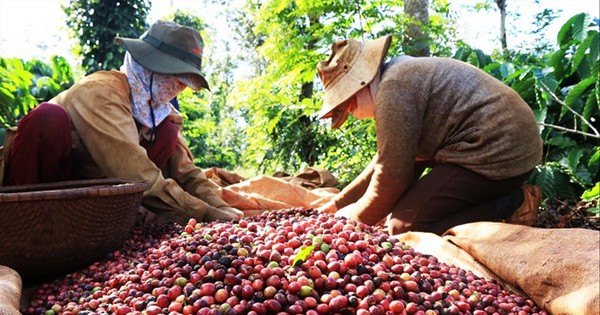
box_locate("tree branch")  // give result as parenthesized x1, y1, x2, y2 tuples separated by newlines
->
(539, 122, 600, 139)
(537, 82, 600, 139)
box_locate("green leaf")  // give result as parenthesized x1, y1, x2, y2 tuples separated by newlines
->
(564, 76, 595, 107)
(0, 87, 16, 101)
(588, 148, 600, 168)
(504, 67, 528, 82)
(498, 63, 515, 80)
(572, 32, 594, 72)
(587, 31, 599, 66)
(532, 107, 547, 131)
(453, 47, 471, 62)
(512, 76, 536, 101)
(546, 135, 577, 148)
(482, 62, 500, 76)
(581, 91, 597, 134)
(531, 165, 556, 199)
(565, 148, 584, 171)
(574, 163, 593, 186)
(292, 245, 315, 267)
(586, 205, 600, 217)
(557, 13, 586, 47)
(553, 168, 579, 199)
(581, 182, 599, 201)
(570, 14, 588, 42)
(548, 49, 566, 78)
(474, 49, 490, 68)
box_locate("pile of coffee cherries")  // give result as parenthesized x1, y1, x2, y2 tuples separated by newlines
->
(22, 208, 546, 315)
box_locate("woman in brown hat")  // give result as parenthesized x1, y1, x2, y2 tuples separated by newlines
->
(316, 35, 543, 235)
(2, 20, 243, 224)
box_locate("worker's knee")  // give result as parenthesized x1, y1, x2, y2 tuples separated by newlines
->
(26, 102, 70, 126)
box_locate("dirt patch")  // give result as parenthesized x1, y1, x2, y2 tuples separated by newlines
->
(535, 198, 599, 230)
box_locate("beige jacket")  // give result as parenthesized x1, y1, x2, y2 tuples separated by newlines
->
(2, 70, 229, 221)
(334, 57, 543, 216)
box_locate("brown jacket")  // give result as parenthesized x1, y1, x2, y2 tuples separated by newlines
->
(2, 70, 228, 220)
(334, 57, 543, 215)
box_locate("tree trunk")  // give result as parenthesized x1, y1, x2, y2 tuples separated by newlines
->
(403, 0, 430, 57)
(298, 16, 319, 166)
(496, 0, 508, 54)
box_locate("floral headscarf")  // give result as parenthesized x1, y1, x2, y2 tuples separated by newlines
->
(121, 52, 186, 130)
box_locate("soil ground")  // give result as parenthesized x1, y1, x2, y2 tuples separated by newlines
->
(535, 198, 599, 230)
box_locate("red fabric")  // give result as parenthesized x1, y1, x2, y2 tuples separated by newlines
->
(139, 119, 179, 170)
(4, 103, 179, 186)
(4, 103, 73, 185)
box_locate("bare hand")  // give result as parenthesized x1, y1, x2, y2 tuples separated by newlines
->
(316, 200, 338, 214)
(204, 205, 244, 221)
(334, 203, 360, 221)
(335, 203, 388, 227)
(221, 206, 244, 219)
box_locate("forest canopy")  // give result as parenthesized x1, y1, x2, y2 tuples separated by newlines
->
(0, 0, 598, 211)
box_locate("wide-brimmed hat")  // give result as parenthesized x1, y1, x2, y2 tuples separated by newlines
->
(316, 35, 392, 119)
(114, 20, 209, 91)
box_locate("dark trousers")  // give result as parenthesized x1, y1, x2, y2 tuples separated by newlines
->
(4, 102, 178, 186)
(387, 163, 530, 235)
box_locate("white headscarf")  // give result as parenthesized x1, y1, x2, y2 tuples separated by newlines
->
(121, 52, 183, 129)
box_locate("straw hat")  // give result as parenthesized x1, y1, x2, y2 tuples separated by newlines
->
(114, 20, 209, 91)
(316, 35, 392, 119)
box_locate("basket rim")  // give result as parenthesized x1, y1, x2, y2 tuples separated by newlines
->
(0, 178, 147, 202)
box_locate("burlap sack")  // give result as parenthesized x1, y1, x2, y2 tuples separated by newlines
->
(0, 265, 21, 315)
(443, 222, 599, 315)
(204, 167, 245, 187)
(273, 167, 339, 189)
(215, 175, 338, 215)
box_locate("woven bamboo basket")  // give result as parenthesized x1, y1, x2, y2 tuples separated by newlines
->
(0, 178, 146, 280)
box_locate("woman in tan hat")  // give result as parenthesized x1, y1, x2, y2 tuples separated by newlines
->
(316, 35, 543, 235)
(2, 20, 243, 224)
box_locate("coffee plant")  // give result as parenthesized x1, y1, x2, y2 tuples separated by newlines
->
(452, 13, 599, 207)
(0, 56, 73, 130)
(0, 8, 597, 207)
(62, 0, 150, 75)
(0, 57, 36, 129)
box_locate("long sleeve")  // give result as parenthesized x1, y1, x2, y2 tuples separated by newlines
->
(166, 133, 230, 209)
(51, 71, 216, 219)
(348, 79, 422, 224)
(336, 56, 542, 226)
(333, 153, 377, 208)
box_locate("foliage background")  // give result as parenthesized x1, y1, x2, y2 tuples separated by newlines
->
(0, 0, 597, 213)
